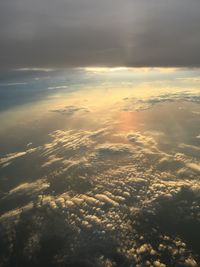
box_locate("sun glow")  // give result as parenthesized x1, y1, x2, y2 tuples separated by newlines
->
(83, 67, 128, 73)
(83, 67, 179, 74)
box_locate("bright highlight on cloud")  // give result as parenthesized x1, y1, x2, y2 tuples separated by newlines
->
(0, 90, 200, 266)
(0, 59, 200, 267)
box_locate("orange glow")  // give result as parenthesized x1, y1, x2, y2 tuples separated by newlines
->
(115, 111, 138, 132)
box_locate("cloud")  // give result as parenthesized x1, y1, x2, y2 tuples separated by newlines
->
(186, 163, 200, 174)
(2, 178, 200, 266)
(15, 68, 55, 72)
(41, 155, 63, 168)
(0, 151, 27, 167)
(0, 0, 200, 70)
(7, 179, 49, 197)
(95, 194, 119, 207)
(0, 179, 49, 214)
(50, 105, 90, 116)
(48, 85, 68, 90)
(0, 202, 33, 222)
(0, 82, 27, 87)
(1, 125, 200, 266)
(123, 92, 200, 112)
(0, 148, 37, 168)
(157, 156, 184, 172)
(94, 143, 134, 159)
(179, 143, 200, 158)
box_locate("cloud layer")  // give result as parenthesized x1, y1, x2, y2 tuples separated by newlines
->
(1, 121, 200, 266)
(0, 75, 200, 266)
(0, 0, 200, 70)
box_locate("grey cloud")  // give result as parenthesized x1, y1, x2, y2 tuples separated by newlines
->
(123, 92, 200, 112)
(94, 143, 134, 159)
(51, 105, 90, 116)
(0, 0, 200, 70)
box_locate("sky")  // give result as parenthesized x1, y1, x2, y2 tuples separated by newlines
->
(0, 0, 200, 71)
(1, 1, 200, 265)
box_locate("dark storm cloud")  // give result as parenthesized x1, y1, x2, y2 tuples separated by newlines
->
(0, 0, 200, 70)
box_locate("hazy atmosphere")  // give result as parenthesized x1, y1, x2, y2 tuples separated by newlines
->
(1, 0, 200, 70)
(0, 1, 200, 267)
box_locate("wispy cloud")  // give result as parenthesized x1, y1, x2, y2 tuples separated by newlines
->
(0, 82, 27, 87)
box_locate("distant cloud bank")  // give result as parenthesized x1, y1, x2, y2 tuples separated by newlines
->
(0, 0, 200, 70)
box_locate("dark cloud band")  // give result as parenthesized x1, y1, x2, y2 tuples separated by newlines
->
(0, 0, 200, 70)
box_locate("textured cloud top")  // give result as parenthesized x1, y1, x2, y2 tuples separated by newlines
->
(0, 69, 200, 266)
(0, 69, 200, 267)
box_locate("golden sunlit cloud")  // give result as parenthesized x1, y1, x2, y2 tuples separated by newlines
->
(82, 67, 179, 74)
